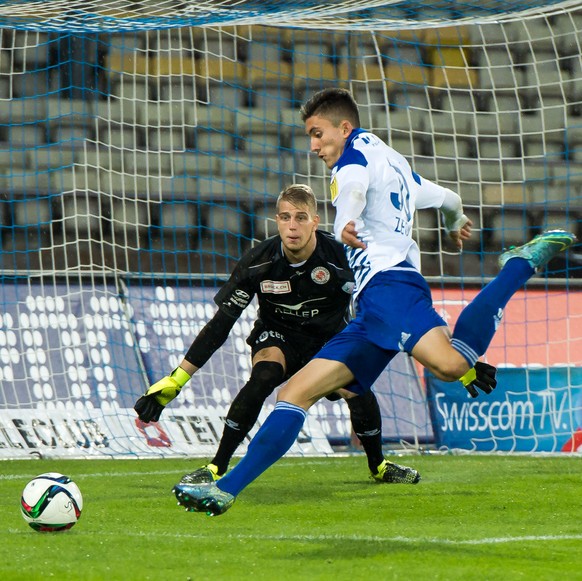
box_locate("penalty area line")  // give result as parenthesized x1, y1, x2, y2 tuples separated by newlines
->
(7, 529, 582, 545)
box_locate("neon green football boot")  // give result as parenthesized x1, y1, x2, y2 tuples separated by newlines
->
(179, 463, 220, 485)
(371, 459, 421, 484)
(498, 229, 576, 272)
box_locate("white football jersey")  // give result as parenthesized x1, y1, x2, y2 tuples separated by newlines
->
(329, 128, 457, 297)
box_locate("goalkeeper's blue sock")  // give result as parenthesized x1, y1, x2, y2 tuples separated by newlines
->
(217, 401, 307, 497)
(451, 257, 534, 366)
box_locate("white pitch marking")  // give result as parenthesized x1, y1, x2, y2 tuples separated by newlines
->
(5, 528, 582, 545)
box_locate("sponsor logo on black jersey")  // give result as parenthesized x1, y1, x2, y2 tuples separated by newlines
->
(268, 297, 326, 319)
(228, 289, 250, 309)
(257, 330, 286, 343)
(260, 280, 292, 294)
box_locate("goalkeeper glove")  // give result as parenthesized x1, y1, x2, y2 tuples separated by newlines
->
(459, 361, 497, 398)
(134, 367, 191, 423)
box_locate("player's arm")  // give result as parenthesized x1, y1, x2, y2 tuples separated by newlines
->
(134, 253, 256, 423)
(332, 164, 369, 249)
(134, 309, 238, 423)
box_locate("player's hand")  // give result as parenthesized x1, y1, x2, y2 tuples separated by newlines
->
(134, 367, 191, 422)
(448, 215, 473, 250)
(341, 221, 366, 249)
(460, 361, 497, 398)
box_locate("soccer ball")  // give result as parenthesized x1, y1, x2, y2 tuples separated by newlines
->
(20, 472, 83, 532)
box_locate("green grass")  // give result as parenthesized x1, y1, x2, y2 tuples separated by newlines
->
(1, 455, 581, 580)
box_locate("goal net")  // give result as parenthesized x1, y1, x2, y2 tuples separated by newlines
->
(0, 0, 580, 458)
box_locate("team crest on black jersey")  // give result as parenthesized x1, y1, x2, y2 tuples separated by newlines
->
(311, 267, 330, 284)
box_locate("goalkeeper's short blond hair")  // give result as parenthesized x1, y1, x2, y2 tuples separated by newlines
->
(276, 184, 318, 217)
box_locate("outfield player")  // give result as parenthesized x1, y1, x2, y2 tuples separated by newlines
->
(135, 183, 422, 484)
(172, 88, 576, 516)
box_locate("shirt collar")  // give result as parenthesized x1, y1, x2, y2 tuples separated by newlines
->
(334, 128, 367, 169)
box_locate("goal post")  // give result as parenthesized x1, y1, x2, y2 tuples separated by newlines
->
(0, 1, 580, 458)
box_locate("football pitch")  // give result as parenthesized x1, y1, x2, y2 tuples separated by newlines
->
(1, 454, 581, 580)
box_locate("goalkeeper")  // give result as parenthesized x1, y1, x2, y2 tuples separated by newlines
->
(137, 184, 436, 484)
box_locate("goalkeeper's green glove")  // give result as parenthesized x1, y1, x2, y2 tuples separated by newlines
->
(134, 367, 191, 423)
(459, 361, 498, 398)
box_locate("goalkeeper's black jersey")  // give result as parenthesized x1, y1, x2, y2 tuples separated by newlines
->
(214, 230, 354, 345)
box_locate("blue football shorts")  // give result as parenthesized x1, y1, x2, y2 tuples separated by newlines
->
(314, 268, 447, 395)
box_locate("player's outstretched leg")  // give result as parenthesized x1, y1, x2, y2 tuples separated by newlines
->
(180, 464, 220, 485)
(371, 459, 421, 484)
(499, 229, 577, 272)
(450, 229, 576, 369)
(173, 482, 235, 516)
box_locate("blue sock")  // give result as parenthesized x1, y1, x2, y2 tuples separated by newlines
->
(217, 401, 307, 497)
(451, 258, 534, 366)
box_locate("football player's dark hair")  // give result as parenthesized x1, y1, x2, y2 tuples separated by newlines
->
(300, 88, 360, 127)
(276, 183, 318, 216)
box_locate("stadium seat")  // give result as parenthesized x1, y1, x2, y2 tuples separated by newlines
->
(236, 106, 282, 153)
(94, 99, 137, 125)
(156, 77, 197, 102)
(124, 150, 173, 175)
(143, 101, 190, 128)
(94, 122, 144, 150)
(147, 127, 188, 151)
(424, 25, 471, 47)
(59, 191, 101, 236)
(0, 148, 29, 172)
(12, 196, 52, 226)
(430, 67, 478, 90)
(457, 159, 503, 185)
(49, 124, 94, 145)
(109, 196, 151, 248)
(432, 135, 474, 159)
(149, 55, 195, 77)
(171, 151, 219, 176)
(106, 52, 149, 77)
(99, 170, 150, 197)
(5, 124, 46, 147)
(503, 161, 553, 185)
(111, 79, 151, 102)
(482, 183, 527, 205)
(477, 136, 520, 160)
(521, 59, 569, 100)
(29, 145, 76, 171)
(3, 170, 51, 195)
(51, 167, 100, 194)
(149, 175, 196, 201)
(78, 147, 122, 172)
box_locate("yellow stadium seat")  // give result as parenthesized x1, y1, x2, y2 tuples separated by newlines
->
(427, 47, 470, 67)
(337, 61, 385, 82)
(196, 58, 247, 82)
(385, 63, 429, 88)
(106, 53, 149, 76)
(149, 56, 196, 76)
(430, 67, 478, 88)
(293, 62, 337, 84)
(247, 60, 292, 83)
(423, 26, 471, 46)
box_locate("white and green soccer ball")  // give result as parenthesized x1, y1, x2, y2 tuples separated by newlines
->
(20, 473, 83, 532)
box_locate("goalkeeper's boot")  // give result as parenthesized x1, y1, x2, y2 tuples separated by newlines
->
(371, 459, 421, 484)
(179, 463, 220, 485)
(498, 229, 576, 272)
(173, 482, 235, 516)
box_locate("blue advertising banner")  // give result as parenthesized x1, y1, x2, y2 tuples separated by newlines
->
(427, 367, 582, 452)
